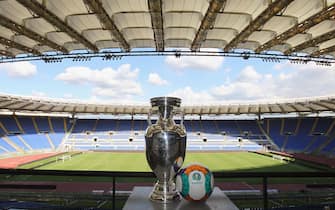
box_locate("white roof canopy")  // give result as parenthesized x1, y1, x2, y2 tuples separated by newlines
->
(0, 0, 334, 59)
(0, 94, 335, 116)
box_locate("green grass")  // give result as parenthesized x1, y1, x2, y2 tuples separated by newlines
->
(20, 151, 317, 173)
(5, 151, 331, 184)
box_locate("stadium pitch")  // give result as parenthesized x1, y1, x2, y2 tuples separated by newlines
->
(20, 151, 318, 173)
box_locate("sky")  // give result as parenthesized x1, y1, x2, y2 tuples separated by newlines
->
(0, 53, 335, 105)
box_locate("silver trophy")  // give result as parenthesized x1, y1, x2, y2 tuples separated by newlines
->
(145, 97, 187, 203)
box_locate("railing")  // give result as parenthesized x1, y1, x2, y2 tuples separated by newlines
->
(0, 169, 334, 210)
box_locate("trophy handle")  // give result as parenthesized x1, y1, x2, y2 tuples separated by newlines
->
(147, 109, 152, 126)
(173, 108, 184, 127)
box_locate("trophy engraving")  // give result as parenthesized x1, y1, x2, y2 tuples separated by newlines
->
(145, 97, 187, 203)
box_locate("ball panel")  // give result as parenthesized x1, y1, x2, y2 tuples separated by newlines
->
(188, 171, 206, 200)
(205, 173, 212, 195)
(176, 164, 214, 202)
(184, 164, 208, 175)
(180, 173, 190, 197)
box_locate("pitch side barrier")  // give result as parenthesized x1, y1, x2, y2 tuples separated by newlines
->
(0, 169, 334, 210)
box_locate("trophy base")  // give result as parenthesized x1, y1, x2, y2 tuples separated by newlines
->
(149, 181, 181, 203)
(123, 187, 239, 210)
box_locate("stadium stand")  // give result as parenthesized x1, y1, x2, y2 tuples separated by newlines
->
(69, 117, 335, 154)
(6, 135, 31, 151)
(22, 134, 51, 150)
(0, 137, 16, 152)
(0, 116, 20, 134)
(265, 118, 284, 149)
(51, 117, 68, 133)
(1, 115, 335, 155)
(132, 120, 144, 132)
(95, 119, 116, 132)
(72, 119, 96, 133)
(18, 117, 37, 134)
(0, 116, 65, 153)
(35, 117, 50, 133)
(264, 117, 335, 155)
(0, 116, 266, 153)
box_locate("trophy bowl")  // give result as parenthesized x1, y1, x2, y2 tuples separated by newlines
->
(145, 97, 187, 203)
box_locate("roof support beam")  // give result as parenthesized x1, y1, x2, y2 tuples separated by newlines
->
(84, 0, 130, 51)
(0, 50, 13, 57)
(0, 100, 22, 109)
(191, 0, 226, 51)
(286, 104, 299, 113)
(297, 102, 317, 113)
(47, 105, 55, 112)
(0, 14, 68, 53)
(17, 0, 99, 52)
(311, 44, 335, 56)
(34, 104, 45, 111)
(0, 99, 12, 107)
(277, 103, 286, 113)
(256, 3, 335, 53)
(311, 101, 334, 111)
(289, 104, 306, 113)
(148, 0, 164, 51)
(284, 29, 335, 55)
(247, 105, 252, 114)
(224, 0, 293, 52)
(236, 105, 241, 114)
(226, 106, 232, 114)
(312, 101, 335, 112)
(15, 102, 35, 110)
(0, 36, 40, 55)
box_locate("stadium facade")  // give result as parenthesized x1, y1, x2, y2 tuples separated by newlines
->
(1, 94, 335, 209)
(0, 93, 335, 156)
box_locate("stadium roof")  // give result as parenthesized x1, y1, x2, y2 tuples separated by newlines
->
(0, 0, 335, 63)
(1, 94, 335, 115)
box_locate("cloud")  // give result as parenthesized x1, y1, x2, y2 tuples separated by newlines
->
(63, 93, 74, 99)
(87, 95, 146, 105)
(211, 66, 267, 100)
(165, 49, 224, 71)
(269, 63, 335, 98)
(168, 63, 335, 104)
(148, 73, 168, 86)
(237, 66, 262, 82)
(168, 86, 215, 105)
(0, 61, 37, 78)
(211, 63, 335, 101)
(92, 85, 142, 97)
(31, 90, 47, 97)
(55, 64, 142, 99)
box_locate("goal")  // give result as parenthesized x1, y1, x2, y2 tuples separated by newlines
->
(56, 154, 72, 163)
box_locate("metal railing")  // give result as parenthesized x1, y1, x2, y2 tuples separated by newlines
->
(0, 169, 334, 210)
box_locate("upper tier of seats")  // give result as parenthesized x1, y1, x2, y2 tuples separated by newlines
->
(0, 116, 266, 153)
(0, 115, 334, 155)
(263, 117, 335, 154)
(0, 116, 69, 154)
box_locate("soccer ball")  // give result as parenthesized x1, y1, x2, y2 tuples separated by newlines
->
(176, 164, 214, 201)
